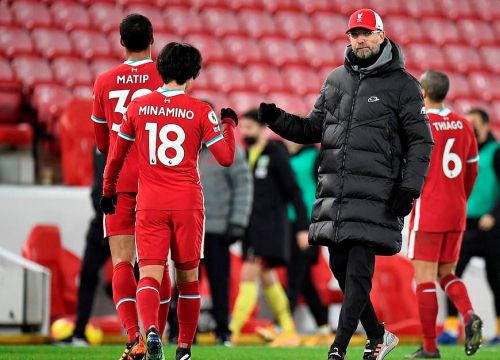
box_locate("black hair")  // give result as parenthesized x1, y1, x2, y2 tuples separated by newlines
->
(242, 108, 265, 126)
(467, 108, 490, 124)
(120, 14, 153, 52)
(157, 42, 202, 85)
(420, 70, 449, 103)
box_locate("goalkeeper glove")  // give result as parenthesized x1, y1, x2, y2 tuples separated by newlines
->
(100, 194, 117, 215)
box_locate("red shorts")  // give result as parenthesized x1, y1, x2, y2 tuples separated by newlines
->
(104, 192, 136, 238)
(135, 209, 204, 269)
(408, 230, 463, 263)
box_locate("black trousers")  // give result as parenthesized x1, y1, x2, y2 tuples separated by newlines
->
(287, 235, 329, 327)
(203, 233, 231, 338)
(74, 215, 110, 338)
(329, 245, 384, 352)
(447, 222, 500, 318)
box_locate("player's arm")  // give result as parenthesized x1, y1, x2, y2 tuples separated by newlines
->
(464, 137, 479, 199)
(205, 108, 237, 167)
(489, 148, 500, 219)
(91, 77, 110, 154)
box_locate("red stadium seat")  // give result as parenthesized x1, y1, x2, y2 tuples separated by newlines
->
(52, 57, 93, 88)
(32, 29, 73, 60)
(457, 20, 495, 47)
(107, 32, 125, 59)
(189, 90, 229, 111)
(480, 46, 500, 74)
(275, 11, 317, 40)
(311, 13, 349, 42)
(72, 85, 93, 100)
(243, 64, 286, 94)
(446, 73, 471, 101)
(11, 56, 54, 92)
(421, 19, 460, 46)
(453, 99, 491, 116)
(0, 27, 35, 58)
(89, 58, 120, 79)
(192, 0, 231, 11)
(59, 99, 94, 186)
(51, 2, 91, 31)
(0, 59, 15, 83)
(369, 0, 408, 16)
(163, 8, 206, 36)
(404, 0, 444, 18)
(404, 44, 447, 72)
(228, 91, 261, 113)
(31, 84, 73, 130)
(297, 0, 335, 15)
(237, 10, 283, 39)
(383, 16, 427, 46)
(473, 0, 500, 21)
(205, 64, 247, 93)
(266, 92, 308, 116)
(262, 0, 302, 13)
(124, 4, 167, 32)
(304, 93, 319, 110)
(70, 30, 112, 60)
(439, 0, 479, 20)
(188, 68, 211, 92)
(332, 0, 370, 15)
(0, 123, 32, 146)
(152, 31, 182, 58)
(222, 36, 266, 66)
(118, 0, 157, 5)
(468, 73, 500, 101)
(88, 3, 124, 34)
(11, 1, 52, 30)
(260, 38, 305, 67)
(201, 9, 245, 37)
(297, 39, 340, 69)
(281, 66, 323, 96)
(443, 45, 482, 73)
(184, 35, 227, 65)
(227, 0, 265, 11)
(0, 59, 23, 124)
(0, 3, 13, 26)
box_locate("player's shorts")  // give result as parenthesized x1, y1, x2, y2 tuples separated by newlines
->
(135, 209, 204, 269)
(104, 192, 136, 238)
(408, 230, 463, 263)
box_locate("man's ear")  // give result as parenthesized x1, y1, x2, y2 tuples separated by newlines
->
(120, 38, 125, 47)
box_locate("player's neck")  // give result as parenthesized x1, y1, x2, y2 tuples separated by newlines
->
(125, 49, 151, 62)
(425, 99, 444, 111)
(162, 82, 186, 92)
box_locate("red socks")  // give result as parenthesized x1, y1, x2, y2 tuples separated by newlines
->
(136, 277, 160, 332)
(416, 282, 438, 352)
(113, 261, 140, 343)
(177, 281, 201, 349)
(158, 266, 172, 336)
(441, 274, 473, 324)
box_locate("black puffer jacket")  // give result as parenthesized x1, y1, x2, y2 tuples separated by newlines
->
(268, 39, 434, 255)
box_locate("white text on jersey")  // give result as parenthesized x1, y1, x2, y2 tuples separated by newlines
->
(117, 74, 150, 84)
(139, 106, 195, 120)
(432, 120, 463, 131)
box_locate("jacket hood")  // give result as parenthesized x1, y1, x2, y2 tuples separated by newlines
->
(344, 38, 404, 75)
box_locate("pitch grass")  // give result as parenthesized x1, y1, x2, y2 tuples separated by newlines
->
(0, 345, 498, 359)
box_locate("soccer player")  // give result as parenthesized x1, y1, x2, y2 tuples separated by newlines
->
(406, 70, 482, 359)
(101, 42, 237, 360)
(91, 14, 165, 359)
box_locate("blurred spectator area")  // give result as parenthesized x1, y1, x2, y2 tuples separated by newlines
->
(0, 0, 499, 185)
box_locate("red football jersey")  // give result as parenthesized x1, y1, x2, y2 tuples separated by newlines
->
(91, 59, 163, 192)
(117, 88, 231, 210)
(409, 108, 479, 232)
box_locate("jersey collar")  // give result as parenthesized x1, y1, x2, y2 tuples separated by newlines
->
(156, 87, 185, 97)
(427, 108, 451, 116)
(123, 58, 153, 67)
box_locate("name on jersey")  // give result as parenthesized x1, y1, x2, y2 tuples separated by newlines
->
(432, 120, 463, 131)
(139, 106, 195, 119)
(117, 74, 149, 84)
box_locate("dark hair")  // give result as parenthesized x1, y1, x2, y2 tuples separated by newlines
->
(157, 42, 202, 85)
(467, 108, 490, 124)
(242, 108, 265, 126)
(120, 14, 153, 52)
(420, 70, 449, 103)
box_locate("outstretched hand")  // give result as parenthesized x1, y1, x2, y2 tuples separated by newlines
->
(258, 102, 280, 125)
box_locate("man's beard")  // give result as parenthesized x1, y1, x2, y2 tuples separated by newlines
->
(354, 46, 380, 59)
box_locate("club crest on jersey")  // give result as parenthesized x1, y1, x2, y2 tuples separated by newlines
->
(208, 111, 219, 125)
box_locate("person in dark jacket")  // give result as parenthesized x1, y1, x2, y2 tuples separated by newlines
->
(258, 9, 433, 360)
(229, 109, 310, 347)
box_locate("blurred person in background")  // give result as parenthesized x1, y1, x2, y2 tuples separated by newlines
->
(284, 140, 332, 346)
(405, 70, 481, 359)
(229, 109, 309, 347)
(439, 108, 500, 347)
(91, 14, 164, 359)
(60, 147, 110, 346)
(258, 8, 433, 360)
(199, 100, 253, 345)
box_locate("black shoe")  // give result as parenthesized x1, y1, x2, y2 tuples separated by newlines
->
(327, 346, 345, 360)
(363, 330, 399, 360)
(175, 347, 191, 360)
(404, 347, 441, 359)
(465, 313, 483, 356)
(145, 328, 163, 360)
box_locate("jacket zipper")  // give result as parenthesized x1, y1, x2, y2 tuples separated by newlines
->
(334, 73, 361, 242)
